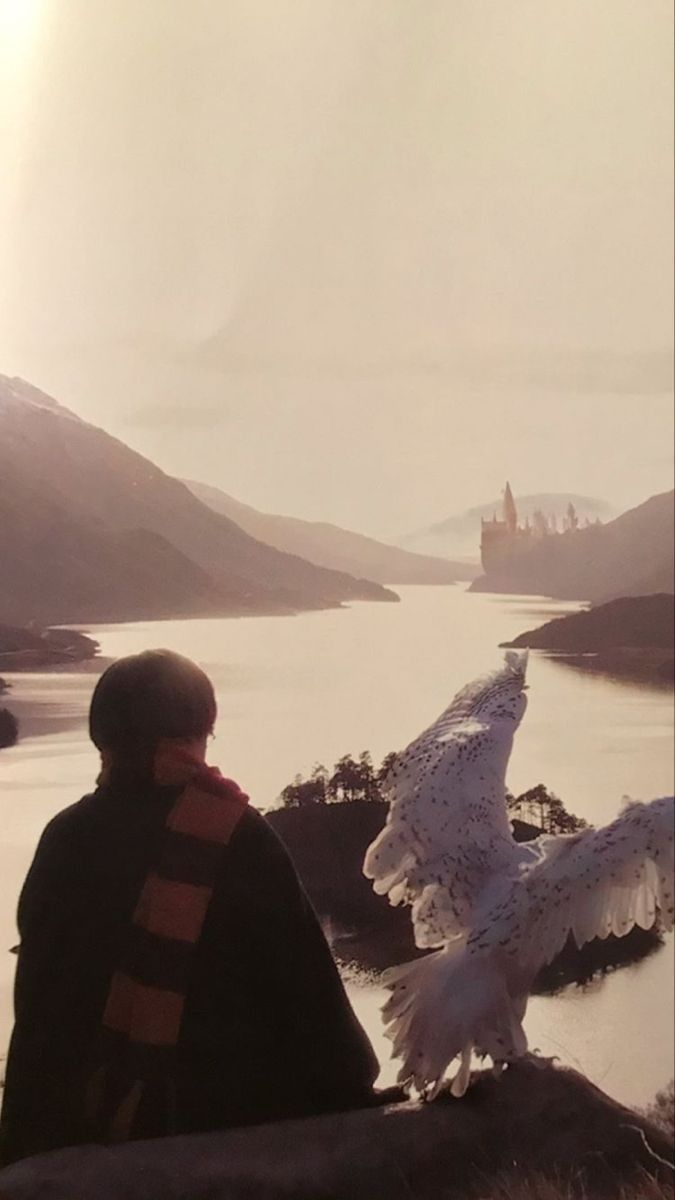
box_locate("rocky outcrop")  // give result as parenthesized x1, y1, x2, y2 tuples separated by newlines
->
(0, 1064, 671, 1199)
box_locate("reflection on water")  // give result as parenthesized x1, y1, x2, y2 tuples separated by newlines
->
(539, 652, 675, 694)
(0, 586, 673, 1107)
(348, 936, 675, 1108)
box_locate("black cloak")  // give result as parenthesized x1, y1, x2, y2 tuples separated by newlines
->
(0, 781, 379, 1164)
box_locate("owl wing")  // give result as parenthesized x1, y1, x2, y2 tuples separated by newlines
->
(363, 654, 530, 947)
(468, 795, 675, 974)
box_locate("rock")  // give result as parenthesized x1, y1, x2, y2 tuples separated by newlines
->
(0, 1064, 671, 1199)
(0, 709, 18, 749)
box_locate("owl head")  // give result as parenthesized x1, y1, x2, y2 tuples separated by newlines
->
(450, 650, 529, 726)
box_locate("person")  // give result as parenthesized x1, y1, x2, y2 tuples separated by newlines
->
(0, 650, 382, 1164)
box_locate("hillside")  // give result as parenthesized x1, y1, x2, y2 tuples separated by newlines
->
(184, 479, 478, 585)
(505, 594, 674, 652)
(401, 492, 614, 558)
(0, 376, 398, 624)
(503, 594, 675, 684)
(470, 491, 674, 603)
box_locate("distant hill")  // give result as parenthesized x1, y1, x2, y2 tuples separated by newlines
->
(0, 376, 398, 624)
(470, 491, 674, 604)
(184, 480, 478, 585)
(505, 594, 675, 653)
(503, 594, 674, 685)
(401, 492, 615, 559)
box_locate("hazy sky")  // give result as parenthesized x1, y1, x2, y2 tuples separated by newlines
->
(0, 0, 672, 536)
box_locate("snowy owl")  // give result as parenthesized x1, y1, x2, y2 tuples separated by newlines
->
(363, 651, 674, 1097)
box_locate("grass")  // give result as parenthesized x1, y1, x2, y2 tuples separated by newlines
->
(642, 1081, 675, 1139)
(461, 1167, 673, 1199)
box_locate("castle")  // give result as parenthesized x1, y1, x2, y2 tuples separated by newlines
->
(480, 483, 593, 576)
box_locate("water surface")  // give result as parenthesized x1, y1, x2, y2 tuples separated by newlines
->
(1, 587, 672, 1106)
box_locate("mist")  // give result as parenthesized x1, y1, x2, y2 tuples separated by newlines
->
(0, 0, 672, 533)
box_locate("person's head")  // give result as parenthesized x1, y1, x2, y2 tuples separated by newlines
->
(89, 649, 217, 781)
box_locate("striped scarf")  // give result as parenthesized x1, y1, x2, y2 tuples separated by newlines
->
(86, 742, 249, 1142)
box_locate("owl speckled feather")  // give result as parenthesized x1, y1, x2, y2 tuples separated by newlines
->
(363, 652, 674, 1097)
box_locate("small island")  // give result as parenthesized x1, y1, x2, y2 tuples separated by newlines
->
(502, 594, 674, 685)
(267, 756, 663, 984)
(0, 624, 100, 672)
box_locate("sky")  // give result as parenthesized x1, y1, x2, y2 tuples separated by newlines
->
(0, 0, 672, 537)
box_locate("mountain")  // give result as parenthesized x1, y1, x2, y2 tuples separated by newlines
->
(0, 376, 398, 624)
(470, 491, 674, 603)
(184, 480, 478, 586)
(400, 493, 615, 559)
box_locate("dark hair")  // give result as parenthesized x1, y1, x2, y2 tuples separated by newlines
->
(89, 649, 217, 758)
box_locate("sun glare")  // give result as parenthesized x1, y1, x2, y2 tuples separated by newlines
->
(0, 0, 39, 32)
(0, 0, 43, 61)
(0, 0, 45, 118)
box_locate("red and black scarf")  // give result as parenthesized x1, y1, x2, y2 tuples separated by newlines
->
(86, 743, 249, 1142)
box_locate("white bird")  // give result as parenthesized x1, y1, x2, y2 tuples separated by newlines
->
(363, 651, 674, 1098)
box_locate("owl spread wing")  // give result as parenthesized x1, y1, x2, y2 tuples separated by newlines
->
(468, 796, 675, 973)
(363, 653, 531, 947)
(379, 795, 674, 1095)
(366, 652, 674, 1096)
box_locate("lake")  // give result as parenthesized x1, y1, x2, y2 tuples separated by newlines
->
(1, 585, 673, 1107)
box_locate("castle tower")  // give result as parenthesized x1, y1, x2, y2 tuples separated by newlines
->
(503, 482, 518, 535)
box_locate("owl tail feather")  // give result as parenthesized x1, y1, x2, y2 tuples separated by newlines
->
(382, 943, 528, 1097)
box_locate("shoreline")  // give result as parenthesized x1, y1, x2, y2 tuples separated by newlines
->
(0, 587, 672, 1115)
(502, 594, 675, 688)
(538, 647, 675, 688)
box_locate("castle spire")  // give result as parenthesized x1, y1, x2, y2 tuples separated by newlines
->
(503, 481, 517, 534)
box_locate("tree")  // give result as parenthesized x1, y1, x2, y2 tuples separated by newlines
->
(508, 784, 587, 834)
(309, 763, 329, 802)
(329, 754, 365, 802)
(357, 751, 380, 801)
(642, 1079, 674, 1137)
(279, 772, 328, 808)
(377, 752, 398, 787)
(278, 753, 587, 834)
